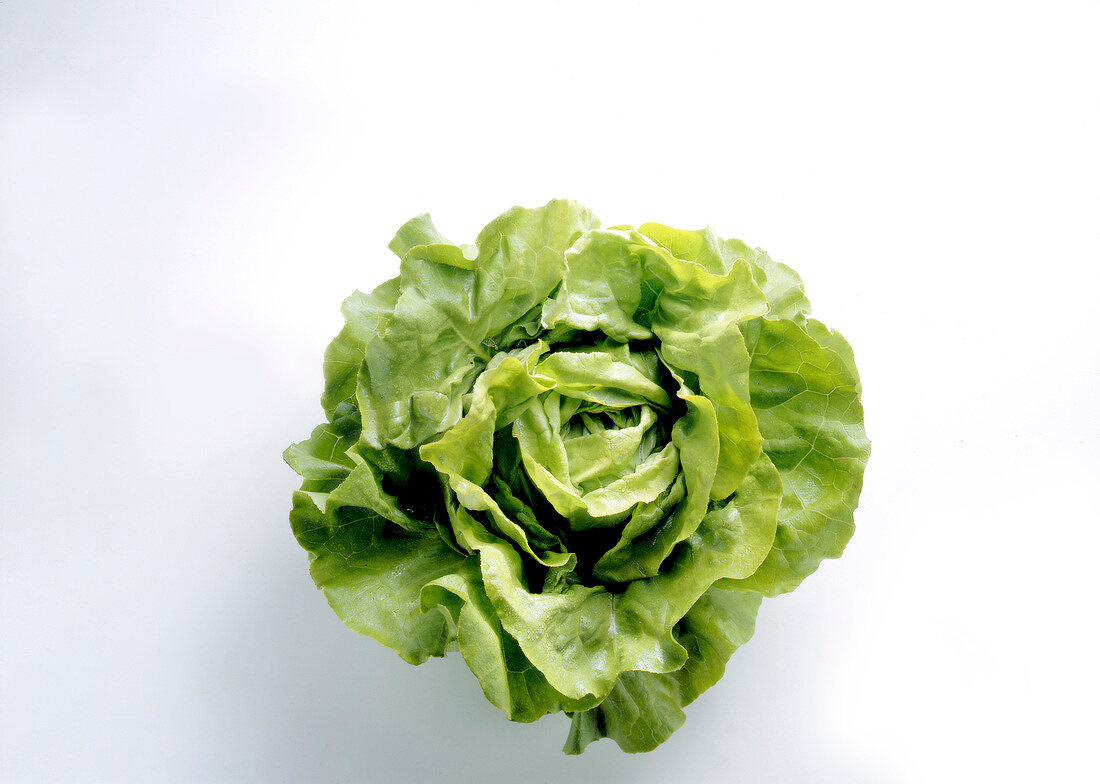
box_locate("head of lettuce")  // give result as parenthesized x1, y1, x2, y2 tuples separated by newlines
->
(284, 200, 869, 754)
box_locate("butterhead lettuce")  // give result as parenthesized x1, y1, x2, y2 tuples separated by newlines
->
(284, 200, 869, 753)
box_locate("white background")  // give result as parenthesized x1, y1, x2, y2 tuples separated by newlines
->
(2, 2, 1098, 782)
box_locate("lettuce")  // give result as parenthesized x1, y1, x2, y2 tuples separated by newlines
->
(284, 200, 870, 753)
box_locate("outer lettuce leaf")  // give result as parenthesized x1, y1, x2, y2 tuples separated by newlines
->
(421, 560, 600, 723)
(283, 418, 356, 493)
(320, 279, 400, 418)
(804, 316, 862, 388)
(386, 211, 453, 258)
(636, 222, 729, 274)
(727, 317, 870, 596)
(634, 222, 810, 320)
(285, 406, 429, 534)
(289, 491, 466, 664)
(326, 460, 425, 533)
(746, 247, 811, 320)
(563, 582, 762, 754)
(541, 229, 654, 342)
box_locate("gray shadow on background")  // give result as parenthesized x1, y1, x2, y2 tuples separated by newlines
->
(198, 466, 892, 784)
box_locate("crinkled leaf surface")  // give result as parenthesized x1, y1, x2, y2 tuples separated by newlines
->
(726, 317, 870, 596)
(563, 582, 762, 754)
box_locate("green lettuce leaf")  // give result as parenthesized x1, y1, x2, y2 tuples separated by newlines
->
(360, 200, 598, 452)
(289, 491, 465, 664)
(563, 582, 762, 754)
(727, 317, 870, 596)
(421, 560, 599, 722)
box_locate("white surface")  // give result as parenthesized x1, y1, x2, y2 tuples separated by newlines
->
(2, 2, 1098, 782)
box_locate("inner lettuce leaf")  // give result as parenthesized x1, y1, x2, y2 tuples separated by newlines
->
(285, 200, 870, 754)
